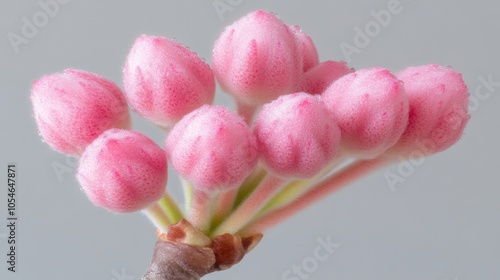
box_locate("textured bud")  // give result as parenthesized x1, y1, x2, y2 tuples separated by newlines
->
(77, 129, 167, 213)
(254, 92, 341, 178)
(124, 35, 215, 128)
(289, 25, 319, 72)
(389, 64, 470, 156)
(302, 60, 354, 95)
(166, 105, 258, 192)
(31, 69, 130, 156)
(323, 67, 409, 158)
(212, 10, 302, 105)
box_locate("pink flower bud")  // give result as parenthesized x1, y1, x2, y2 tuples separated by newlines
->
(31, 69, 130, 156)
(289, 25, 319, 72)
(254, 92, 341, 178)
(389, 64, 470, 156)
(77, 129, 167, 213)
(322, 67, 409, 158)
(165, 105, 258, 192)
(212, 10, 302, 105)
(302, 60, 354, 95)
(123, 35, 215, 128)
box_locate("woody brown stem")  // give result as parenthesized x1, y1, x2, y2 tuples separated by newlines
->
(142, 240, 215, 280)
(142, 219, 262, 280)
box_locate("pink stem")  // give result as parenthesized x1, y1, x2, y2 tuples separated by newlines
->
(240, 158, 388, 235)
(188, 190, 213, 233)
(212, 175, 286, 236)
(212, 188, 238, 228)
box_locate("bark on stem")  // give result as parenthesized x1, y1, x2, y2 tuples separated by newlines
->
(142, 219, 263, 280)
(142, 240, 215, 280)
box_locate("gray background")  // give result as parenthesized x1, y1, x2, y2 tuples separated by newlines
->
(1, 0, 499, 279)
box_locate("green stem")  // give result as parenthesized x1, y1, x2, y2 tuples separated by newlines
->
(189, 190, 216, 234)
(240, 158, 387, 236)
(210, 188, 238, 230)
(143, 204, 171, 232)
(259, 155, 349, 216)
(260, 179, 311, 214)
(157, 193, 184, 224)
(212, 174, 288, 236)
(234, 167, 267, 208)
(182, 179, 194, 211)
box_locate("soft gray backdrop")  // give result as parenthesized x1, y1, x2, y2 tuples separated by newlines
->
(1, 1, 499, 279)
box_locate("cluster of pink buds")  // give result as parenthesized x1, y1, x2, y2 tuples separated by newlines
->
(31, 10, 470, 279)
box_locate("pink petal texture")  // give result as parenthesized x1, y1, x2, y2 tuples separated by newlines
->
(302, 60, 354, 95)
(289, 25, 320, 72)
(165, 105, 258, 192)
(77, 129, 167, 213)
(322, 67, 409, 158)
(31, 69, 130, 156)
(389, 64, 470, 156)
(123, 35, 215, 128)
(212, 10, 302, 105)
(254, 92, 341, 178)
